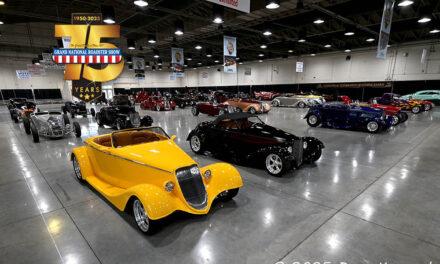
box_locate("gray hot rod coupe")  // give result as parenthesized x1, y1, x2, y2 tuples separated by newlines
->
(23, 112, 81, 143)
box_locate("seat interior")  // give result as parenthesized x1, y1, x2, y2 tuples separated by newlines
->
(94, 135, 112, 147)
(112, 131, 164, 148)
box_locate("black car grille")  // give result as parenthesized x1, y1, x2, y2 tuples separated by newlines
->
(293, 139, 304, 167)
(175, 165, 207, 210)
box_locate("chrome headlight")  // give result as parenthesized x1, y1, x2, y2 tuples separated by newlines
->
(303, 141, 308, 149)
(164, 181, 175, 192)
(203, 170, 212, 179)
(190, 166, 200, 175)
(287, 146, 293, 153)
(126, 116, 130, 121)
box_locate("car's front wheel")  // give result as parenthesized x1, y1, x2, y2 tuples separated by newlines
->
(411, 106, 421, 114)
(23, 117, 31, 135)
(391, 115, 400, 126)
(116, 119, 125, 130)
(217, 188, 239, 202)
(307, 114, 321, 127)
(366, 121, 380, 133)
(132, 198, 156, 235)
(73, 122, 81, 137)
(190, 134, 204, 154)
(265, 153, 289, 177)
(272, 100, 280, 107)
(248, 107, 256, 114)
(191, 106, 199, 116)
(72, 155, 84, 182)
(298, 101, 306, 108)
(30, 122, 39, 143)
(424, 104, 432, 111)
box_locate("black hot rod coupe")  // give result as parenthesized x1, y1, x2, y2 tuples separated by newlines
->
(95, 105, 153, 130)
(62, 101, 95, 118)
(187, 113, 324, 176)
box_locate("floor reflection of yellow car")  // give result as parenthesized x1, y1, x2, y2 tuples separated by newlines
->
(71, 127, 243, 234)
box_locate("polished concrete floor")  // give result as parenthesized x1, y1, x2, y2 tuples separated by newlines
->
(1, 104, 440, 264)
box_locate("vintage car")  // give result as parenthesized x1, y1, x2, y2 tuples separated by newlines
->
(191, 102, 237, 116)
(211, 91, 233, 104)
(271, 94, 325, 108)
(140, 96, 176, 111)
(95, 105, 153, 130)
(224, 98, 271, 114)
(62, 101, 95, 118)
(254, 91, 281, 101)
(336, 95, 352, 105)
(71, 127, 243, 234)
(373, 93, 424, 114)
(359, 102, 408, 126)
(305, 103, 393, 133)
(187, 113, 324, 176)
(171, 94, 195, 108)
(23, 112, 81, 143)
(110, 94, 133, 107)
(135, 91, 150, 104)
(401, 90, 440, 106)
(8, 98, 37, 123)
(92, 93, 108, 105)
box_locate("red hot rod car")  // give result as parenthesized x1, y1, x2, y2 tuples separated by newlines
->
(140, 96, 176, 111)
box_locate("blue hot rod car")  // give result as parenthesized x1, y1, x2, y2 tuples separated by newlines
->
(305, 102, 393, 133)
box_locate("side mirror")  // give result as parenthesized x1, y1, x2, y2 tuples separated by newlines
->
(171, 135, 177, 141)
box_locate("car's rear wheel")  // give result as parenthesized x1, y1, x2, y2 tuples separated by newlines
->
(73, 122, 81, 138)
(298, 101, 306, 108)
(366, 121, 380, 133)
(23, 117, 31, 135)
(90, 108, 96, 117)
(272, 100, 280, 107)
(190, 134, 204, 154)
(11, 112, 19, 123)
(72, 155, 84, 182)
(217, 188, 239, 202)
(248, 107, 256, 114)
(191, 106, 199, 116)
(133, 199, 155, 235)
(265, 153, 289, 177)
(399, 112, 408, 123)
(424, 104, 432, 111)
(411, 106, 421, 114)
(307, 114, 321, 127)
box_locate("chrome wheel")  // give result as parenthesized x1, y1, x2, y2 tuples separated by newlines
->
(412, 106, 420, 114)
(190, 135, 201, 152)
(308, 115, 318, 125)
(265, 154, 283, 175)
(272, 100, 280, 107)
(72, 156, 83, 180)
(218, 190, 229, 198)
(133, 199, 150, 233)
(391, 116, 399, 126)
(367, 121, 379, 132)
(298, 101, 306, 108)
(219, 109, 225, 115)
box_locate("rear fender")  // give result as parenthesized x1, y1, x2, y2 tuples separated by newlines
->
(200, 163, 243, 199)
(71, 147, 94, 181)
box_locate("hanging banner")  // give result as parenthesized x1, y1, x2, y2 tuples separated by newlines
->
(296, 61, 304, 73)
(206, 0, 250, 13)
(132, 57, 145, 70)
(224, 35, 237, 74)
(171, 47, 184, 78)
(16, 70, 31, 79)
(27, 64, 46, 77)
(377, 0, 395, 60)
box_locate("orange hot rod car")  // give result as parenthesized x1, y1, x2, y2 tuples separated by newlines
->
(71, 127, 243, 234)
(224, 98, 271, 114)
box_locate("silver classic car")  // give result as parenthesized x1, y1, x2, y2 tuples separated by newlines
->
(271, 94, 325, 108)
(23, 112, 81, 143)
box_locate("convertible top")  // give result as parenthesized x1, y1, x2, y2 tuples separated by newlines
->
(213, 112, 257, 124)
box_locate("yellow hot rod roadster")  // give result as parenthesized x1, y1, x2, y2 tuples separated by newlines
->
(71, 127, 243, 234)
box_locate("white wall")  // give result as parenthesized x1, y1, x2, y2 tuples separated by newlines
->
(1, 41, 440, 101)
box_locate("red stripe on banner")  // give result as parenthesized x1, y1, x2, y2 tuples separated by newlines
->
(62, 56, 67, 64)
(101, 55, 105, 63)
(94, 56, 98, 64)
(70, 56, 74, 63)
(117, 55, 121, 63)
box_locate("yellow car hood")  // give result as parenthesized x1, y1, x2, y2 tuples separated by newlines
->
(111, 140, 196, 173)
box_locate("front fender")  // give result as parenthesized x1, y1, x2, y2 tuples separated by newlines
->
(304, 109, 320, 119)
(71, 146, 94, 181)
(200, 162, 243, 199)
(124, 184, 180, 220)
(303, 137, 325, 150)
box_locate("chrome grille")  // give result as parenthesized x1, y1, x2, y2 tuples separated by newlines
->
(293, 139, 304, 167)
(175, 165, 207, 210)
(129, 113, 140, 126)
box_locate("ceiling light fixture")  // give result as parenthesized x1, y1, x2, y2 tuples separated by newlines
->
(174, 20, 184, 35)
(195, 45, 202, 50)
(366, 38, 375, 42)
(398, 0, 414, 7)
(430, 29, 440, 34)
(0, 1, 5, 5)
(147, 34, 156, 44)
(310, 53, 316, 56)
(418, 17, 431, 23)
(259, 60, 264, 63)
(344, 31, 355, 36)
(314, 19, 324, 24)
(344, 49, 351, 53)
(127, 39, 136, 50)
(288, 50, 294, 53)
(213, 5, 224, 24)
(214, 60, 220, 63)
(134, 0, 148, 7)
(260, 44, 268, 49)
(263, 29, 272, 36)
(265, 0, 280, 9)
(258, 53, 265, 57)
(197, 62, 202, 65)
(0, 20, 3, 25)
(298, 39, 306, 43)
(324, 44, 332, 48)
(101, 5, 116, 24)
(239, 62, 244, 65)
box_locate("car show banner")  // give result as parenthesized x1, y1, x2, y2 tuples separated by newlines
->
(223, 35, 237, 74)
(16, 70, 31, 80)
(53, 12, 124, 102)
(377, 0, 395, 60)
(27, 64, 46, 77)
(206, 0, 250, 13)
(296, 61, 304, 73)
(171, 47, 184, 78)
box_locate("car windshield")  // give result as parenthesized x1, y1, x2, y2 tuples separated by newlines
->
(217, 116, 265, 130)
(111, 127, 170, 148)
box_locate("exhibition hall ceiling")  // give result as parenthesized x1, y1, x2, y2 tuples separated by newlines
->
(0, 0, 439, 65)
